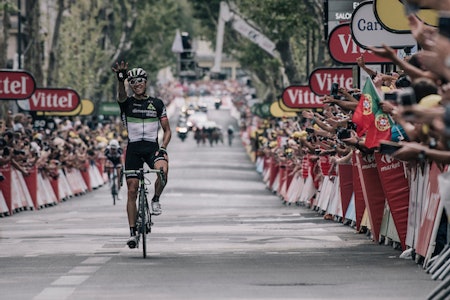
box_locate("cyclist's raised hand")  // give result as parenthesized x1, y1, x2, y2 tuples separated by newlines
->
(112, 61, 128, 82)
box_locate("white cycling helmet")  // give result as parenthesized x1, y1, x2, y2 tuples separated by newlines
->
(127, 68, 147, 81)
(109, 139, 119, 149)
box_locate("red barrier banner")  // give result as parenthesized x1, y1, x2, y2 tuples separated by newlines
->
(23, 165, 39, 209)
(269, 158, 279, 190)
(0, 164, 12, 214)
(80, 161, 92, 192)
(338, 164, 353, 218)
(375, 153, 410, 250)
(355, 152, 386, 242)
(416, 163, 442, 258)
(352, 153, 366, 231)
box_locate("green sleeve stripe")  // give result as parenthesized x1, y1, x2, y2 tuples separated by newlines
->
(127, 117, 159, 123)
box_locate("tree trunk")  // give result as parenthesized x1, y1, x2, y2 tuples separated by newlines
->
(0, 2, 11, 68)
(24, 0, 44, 86)
(46, 0, 64, 87)
(94, 0, 137, 104)
(276, 39, 299, 85)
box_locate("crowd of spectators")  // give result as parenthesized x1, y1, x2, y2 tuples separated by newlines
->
(250, 1, 450, 175)
(244, 2, 450, 225)
(0, 110, 126, 181)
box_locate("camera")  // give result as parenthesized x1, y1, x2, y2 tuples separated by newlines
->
(347, 121, 357, 131)
(337, 128, 351, 140)
(352, 93, 361, 101)
(384, 92, 398, 102)
(398, 87, 416, 106)
(330, 83, 340, 99)
(439, 13, 450, 39)
(13, 149, 26, 156)
(306, 135, 316, 143)
(305, 127, 315, 134)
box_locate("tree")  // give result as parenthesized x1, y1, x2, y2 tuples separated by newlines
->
(24, 0, 44, 86)
(0, 0, 14, 68)
(188, 0, 326, 99)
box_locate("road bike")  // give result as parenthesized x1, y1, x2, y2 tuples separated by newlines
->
(123, 167, 165, 258)
(110, 165, 122, 205)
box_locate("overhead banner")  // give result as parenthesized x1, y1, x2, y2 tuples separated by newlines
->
(328, 24, 394, 64)
(375, 153, 410, 250)
(309, 67, 353, 96)
(231, 14, 276, 57)
(374, 0, 438, 33)
(0, 70, 36, 100)
(281, 85, 323, 109)
(351, 1, 416, 49)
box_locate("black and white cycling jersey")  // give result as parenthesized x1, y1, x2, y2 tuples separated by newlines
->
(119, 96, 168, 143)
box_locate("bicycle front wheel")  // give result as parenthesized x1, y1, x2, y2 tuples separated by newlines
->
(111, 170, 117, 205)
(140, 192, 147, 258)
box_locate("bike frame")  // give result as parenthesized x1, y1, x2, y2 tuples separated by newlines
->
(123, 167, 165, 258)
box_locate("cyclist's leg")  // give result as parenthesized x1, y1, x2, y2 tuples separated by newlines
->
(126, 177, 139, 227)
(146, 143, 167, 215)
(124, 143, 145, 247)
(154, 159, 168, 196)
(115, 164, 123, 191)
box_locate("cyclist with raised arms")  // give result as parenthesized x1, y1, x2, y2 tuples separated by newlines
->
(112, 61, 171, 249)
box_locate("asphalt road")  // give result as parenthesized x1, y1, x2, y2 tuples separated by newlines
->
(0, 99, 440, 300)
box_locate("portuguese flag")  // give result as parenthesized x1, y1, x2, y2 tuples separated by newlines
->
(352, 78, 392, 148)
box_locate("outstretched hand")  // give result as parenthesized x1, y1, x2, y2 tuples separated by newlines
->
(112, 61, 128, 82)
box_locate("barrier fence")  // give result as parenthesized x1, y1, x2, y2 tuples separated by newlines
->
(0, 159, 106, 217)
(241, 127, 450, 299)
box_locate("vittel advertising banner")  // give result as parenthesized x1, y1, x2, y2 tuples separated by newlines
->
(281, 86, 323, 109)
(328, 23, 393, 64)
(350, 1, 416, 49)
(17, 88, 81, 112)
(309, 67, 353, 96)
(0, 70, 36, 100)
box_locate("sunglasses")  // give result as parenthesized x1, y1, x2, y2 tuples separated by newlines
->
(129, 77, 146, 85)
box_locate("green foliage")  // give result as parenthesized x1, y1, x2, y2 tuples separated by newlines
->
(57, 0, 111, 100)
(126, 0, 198, 78)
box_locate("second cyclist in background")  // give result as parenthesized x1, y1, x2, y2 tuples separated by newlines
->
(227, 125, 234, 146)
(104, 139, 123, 191)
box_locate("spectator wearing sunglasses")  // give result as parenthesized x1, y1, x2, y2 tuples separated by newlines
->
(112, 61, 172, 249)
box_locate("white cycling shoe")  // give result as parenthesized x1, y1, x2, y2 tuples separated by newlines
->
(151, 201, 162, 215)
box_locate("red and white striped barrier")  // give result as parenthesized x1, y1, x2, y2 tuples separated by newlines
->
(0, 160, 105, 217)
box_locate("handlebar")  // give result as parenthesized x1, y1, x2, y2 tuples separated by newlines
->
(123, 168, 166, 186)
(123, 168, 163, 176)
